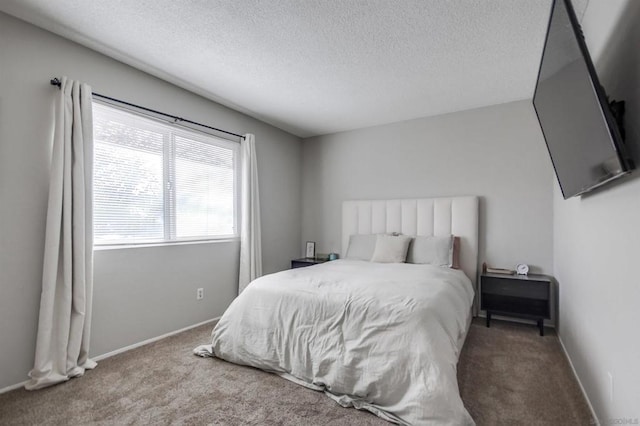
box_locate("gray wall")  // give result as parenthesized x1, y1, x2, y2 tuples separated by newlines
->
(302, 100, 554, 277)
(0, 12, 302, 390)
(553, 0, 640, 421)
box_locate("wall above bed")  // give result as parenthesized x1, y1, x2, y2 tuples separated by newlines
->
(301, 99, 554, 277)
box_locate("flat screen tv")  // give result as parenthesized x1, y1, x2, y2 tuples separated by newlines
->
(533, 0, 634, 199)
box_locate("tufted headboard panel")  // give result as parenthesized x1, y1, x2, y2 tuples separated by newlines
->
(342, 196, 479, 288)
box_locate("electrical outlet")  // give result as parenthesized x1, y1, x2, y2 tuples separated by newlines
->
(196, 288, 204, 300)
(608, 372, 613, 402)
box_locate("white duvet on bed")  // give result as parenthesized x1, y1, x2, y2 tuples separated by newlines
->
(210, 259, 475, 425)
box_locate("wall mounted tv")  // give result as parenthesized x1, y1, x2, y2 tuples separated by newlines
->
(533, 0, 634, 199)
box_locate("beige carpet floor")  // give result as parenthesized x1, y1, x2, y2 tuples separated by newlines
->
(0, 318, 593, 425)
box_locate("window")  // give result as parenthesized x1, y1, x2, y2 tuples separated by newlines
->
(93, 102, 239, 245)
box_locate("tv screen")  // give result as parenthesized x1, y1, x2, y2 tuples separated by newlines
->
(533, 0, 633, 199)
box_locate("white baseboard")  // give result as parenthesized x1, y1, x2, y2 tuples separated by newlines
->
(0, 380, 29, 395)
(0, 317, 219, 395)
(557, 334, 600, 425)
(93, 317, 219, 361)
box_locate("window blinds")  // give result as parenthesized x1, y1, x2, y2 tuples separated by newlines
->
(93, 102, 238, 245)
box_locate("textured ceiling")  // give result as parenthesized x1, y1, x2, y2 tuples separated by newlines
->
(0, 0, 589, 137)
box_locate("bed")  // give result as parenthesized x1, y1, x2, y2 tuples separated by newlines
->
(207, 196, 478, 425)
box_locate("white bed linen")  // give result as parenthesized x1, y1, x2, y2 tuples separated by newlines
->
(211, 259, 475, 425)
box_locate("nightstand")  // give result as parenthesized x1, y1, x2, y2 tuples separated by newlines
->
(291, 258, 328, 269)
(481, 273, 551, 336)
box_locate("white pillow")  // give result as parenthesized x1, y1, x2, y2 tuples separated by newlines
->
(370, 234, 412, 263)
(345, 234, 377, 261)
(406, 235, 454, 266)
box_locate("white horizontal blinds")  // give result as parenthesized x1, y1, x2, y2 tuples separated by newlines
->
(173, 133, 236, 239)
(92, 101, 238, 245)
(93, 103, 165, 244)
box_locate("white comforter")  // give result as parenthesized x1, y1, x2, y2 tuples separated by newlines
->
(211, 259, 475, 425)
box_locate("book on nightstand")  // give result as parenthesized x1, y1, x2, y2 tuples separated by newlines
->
(485, 267, 515, 275)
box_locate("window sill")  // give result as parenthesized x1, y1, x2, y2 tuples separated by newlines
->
(94, 237, 240, 251)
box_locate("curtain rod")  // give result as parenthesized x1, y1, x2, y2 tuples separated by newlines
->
(49, 78, 245, 140)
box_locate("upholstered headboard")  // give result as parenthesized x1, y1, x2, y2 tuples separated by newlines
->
(342, 196, 479, 288)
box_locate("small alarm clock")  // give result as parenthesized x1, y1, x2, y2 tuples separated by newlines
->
(516, 263, 529, 275)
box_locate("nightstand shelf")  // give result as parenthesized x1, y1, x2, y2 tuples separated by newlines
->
(291, 258, 328, 269)
(481, 272, 551, 336)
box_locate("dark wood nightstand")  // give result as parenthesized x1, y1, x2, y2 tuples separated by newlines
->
(291, 258, 328, 269)
(481, 273, 551, 336)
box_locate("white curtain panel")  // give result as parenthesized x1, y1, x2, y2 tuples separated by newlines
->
(25, 77, 96, 390)
(238, 134, 263, 293)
